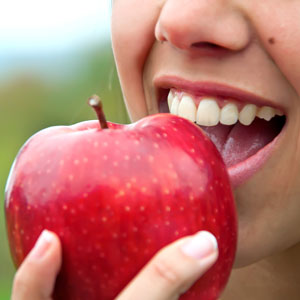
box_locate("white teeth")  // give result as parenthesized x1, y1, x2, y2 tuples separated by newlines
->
(196, 99, 220, 126)
(170, 95, 180, 115)
(239, 104, 257, 126)
(275, 109, 284, 116)
(168, 90, 174, 109)
(257, 106, 276, 121)
(167, 90, 284, 126)
(178, 95, 196, 122)
(220, 103, 239, 125)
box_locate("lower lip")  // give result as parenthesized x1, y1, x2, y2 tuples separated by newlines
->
(227, 123, 286, 188)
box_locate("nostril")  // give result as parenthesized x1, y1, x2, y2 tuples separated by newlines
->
(191, 42, 223, 49)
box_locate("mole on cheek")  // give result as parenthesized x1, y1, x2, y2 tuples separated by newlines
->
(268, 37, 276, 45)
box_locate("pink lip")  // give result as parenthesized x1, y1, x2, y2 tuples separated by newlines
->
(154, 75, 287, 187)
(154, 76, 285, 111)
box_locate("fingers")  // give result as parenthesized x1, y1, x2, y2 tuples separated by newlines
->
(12, 230, 62, 300)
(116, 231, 218, 300)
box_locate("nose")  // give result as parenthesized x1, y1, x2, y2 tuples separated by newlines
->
(155, 0, 251, 53)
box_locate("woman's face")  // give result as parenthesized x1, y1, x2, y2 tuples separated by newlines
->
(111, 0, 300, 267)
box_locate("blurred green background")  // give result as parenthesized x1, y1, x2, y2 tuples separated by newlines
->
(0, 1, 128, 298)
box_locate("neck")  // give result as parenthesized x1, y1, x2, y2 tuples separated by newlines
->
(221, 242, 300, 300)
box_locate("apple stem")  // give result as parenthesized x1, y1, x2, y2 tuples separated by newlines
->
(88, 95, 108, 129)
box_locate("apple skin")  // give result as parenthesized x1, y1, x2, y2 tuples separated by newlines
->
(5, 113, 237, 300)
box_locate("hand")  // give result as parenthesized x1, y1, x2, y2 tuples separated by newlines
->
(11, 230, 218, 300)
(116, 231, 218, 300)
(11, 230, 62, 300)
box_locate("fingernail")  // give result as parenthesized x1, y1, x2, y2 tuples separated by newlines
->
(30, 230, 54, 259)
(181, 231, 218, 259)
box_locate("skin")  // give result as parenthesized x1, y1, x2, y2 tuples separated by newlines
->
(12, 0, 300, 299)
(111, 0, 300, 298)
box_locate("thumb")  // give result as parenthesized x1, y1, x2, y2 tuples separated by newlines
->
(117, 231, 219, 300)
(12, 230, 62, 300)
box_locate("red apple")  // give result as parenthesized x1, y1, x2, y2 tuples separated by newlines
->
(5, 96, 237, 300)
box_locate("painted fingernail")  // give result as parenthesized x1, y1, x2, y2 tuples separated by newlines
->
(181, 231, 218, 259)
(30, 230, 54, 259)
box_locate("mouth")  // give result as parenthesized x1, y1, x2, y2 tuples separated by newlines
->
(155, 78, 287, 187)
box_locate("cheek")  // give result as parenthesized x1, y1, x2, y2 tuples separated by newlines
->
(250, 2, 300, 243)
(249, 2, 300, 98)
(234, 121, 300, 266)
(111, 0, 162, 121)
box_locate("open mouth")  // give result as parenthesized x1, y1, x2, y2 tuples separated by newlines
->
(157, 85, 286, 187)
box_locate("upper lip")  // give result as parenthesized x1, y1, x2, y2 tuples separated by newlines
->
(154, 75, 285, 112)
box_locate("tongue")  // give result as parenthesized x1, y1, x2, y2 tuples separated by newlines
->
(200, 117, 283, 167)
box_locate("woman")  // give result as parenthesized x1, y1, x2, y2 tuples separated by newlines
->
(11, 1, 300, 299)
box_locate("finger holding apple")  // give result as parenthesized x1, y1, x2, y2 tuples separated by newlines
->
(116, 230, 219, 300)
(11, 230, 62, 300)
(11, 229, 218, 300)
(5, 96, 237, 300)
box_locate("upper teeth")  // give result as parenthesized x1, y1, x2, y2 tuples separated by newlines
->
(220, 103, 239, 125)
(178, 95, 196, 123)
(239, 104, 256, 126)
(196, 99, 220, 126)
(168, 90, 283, 126)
